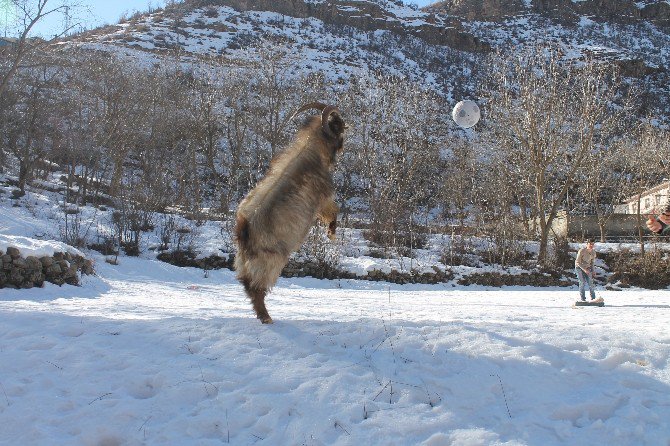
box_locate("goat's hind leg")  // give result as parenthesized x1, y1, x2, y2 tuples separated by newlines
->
(250, 286, 272, 324)
(240, 277, 273, 324)
(239, 251, 285, 324)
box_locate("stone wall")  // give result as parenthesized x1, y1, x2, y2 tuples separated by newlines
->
(157, 250, 454, 285)
(458, 271, 574, 287)
(156, 250, 235, 270)
(0, 247, 94, 289)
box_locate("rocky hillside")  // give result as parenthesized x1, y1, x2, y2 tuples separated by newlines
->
(429, 0, 670, 27)
(68, 0, 670, 118)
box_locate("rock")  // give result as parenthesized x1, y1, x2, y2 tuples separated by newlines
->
(6, 247, 20, 258)
(641, 2, 670, 27)
(25, 256, 42, 270)
(614, 58, 662, 78)
(27, 270, 44, 283)
(432, 0, 670, 29)
(48, 264, 62, 275)
(13, 258, 27, 269)
(10, 268, 23, 285)
(80, 259, 95, 275)
(427, 0, 526, 21)
(64, 264, 78, 279)
(223, 0, 489, 52)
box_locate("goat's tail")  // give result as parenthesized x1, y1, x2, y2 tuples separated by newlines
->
(235, 214, 250, 253)
(233, 214, 251, 278)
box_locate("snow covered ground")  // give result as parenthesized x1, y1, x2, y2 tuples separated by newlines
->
(2, 174, 670, 444)
(1, 254, 670, 446)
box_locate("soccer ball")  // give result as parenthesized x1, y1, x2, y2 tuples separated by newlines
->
(452, 100, 480, 129)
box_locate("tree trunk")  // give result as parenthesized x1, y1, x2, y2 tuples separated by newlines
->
(109, 146, 126, 197)
(636, 191, 645, 255)
(538, 229, 549, 266)
(537, 215, 548, 265)
(18, 159, 30, 192)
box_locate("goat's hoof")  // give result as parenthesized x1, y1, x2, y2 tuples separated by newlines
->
(261, 316, 273, 324)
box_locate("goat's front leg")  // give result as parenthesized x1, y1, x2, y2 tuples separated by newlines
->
(317, 198, 339, 240)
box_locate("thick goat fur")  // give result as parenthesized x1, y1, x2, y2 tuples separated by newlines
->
(234, 104, 345, 323)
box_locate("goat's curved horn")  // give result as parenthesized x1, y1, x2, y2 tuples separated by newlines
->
(321, 105, 341, 138)
(284, 102, 329, 126)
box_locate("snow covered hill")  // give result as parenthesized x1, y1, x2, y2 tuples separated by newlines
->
(68, 0, 480, 98)
(65, 0, 670, 116)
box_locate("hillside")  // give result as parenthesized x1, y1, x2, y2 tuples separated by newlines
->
(428, 0, 670, 27)
(67, 0, 670, 117)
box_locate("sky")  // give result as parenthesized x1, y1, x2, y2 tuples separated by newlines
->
(3, 0, 435, 39)
(3, 0, 169, 38)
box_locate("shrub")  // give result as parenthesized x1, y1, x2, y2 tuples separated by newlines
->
(606, 249, 670, 290)
(440, 235, 479, 267)
(480, 236, 530, 268)
(363, 228, 427, 258)
(89, 237, 118, 255)
(204, 7, 218, 18)
(543, 236, 574, 272)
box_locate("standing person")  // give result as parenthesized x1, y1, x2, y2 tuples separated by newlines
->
(575, 239, 597, 302)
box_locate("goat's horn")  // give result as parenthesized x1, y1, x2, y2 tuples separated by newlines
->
(284, 102, 329, 125)
(321, 105, 340, 138)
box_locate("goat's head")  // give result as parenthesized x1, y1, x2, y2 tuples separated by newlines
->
(287, 102, 346, 152)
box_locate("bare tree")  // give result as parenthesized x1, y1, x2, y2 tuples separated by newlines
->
(339, 74, 447, 255)
(0, 0, 82, 97)
(440, 139, 480, 231)
(1, 54, 67, 192)
(219, 70, 253, 213)
(575, 137, 633, 242)
(482, 44, 629, 265)
(249, 44, 300, 159)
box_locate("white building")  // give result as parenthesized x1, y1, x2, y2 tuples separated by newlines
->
(619, 181, 670, 214)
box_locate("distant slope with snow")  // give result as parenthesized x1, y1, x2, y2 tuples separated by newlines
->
(62, 0, 670, 117)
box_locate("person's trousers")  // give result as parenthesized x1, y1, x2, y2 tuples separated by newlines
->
(575, 267, 596, 300)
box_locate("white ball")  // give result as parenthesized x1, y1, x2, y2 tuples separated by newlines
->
(452, 100, 480, 129)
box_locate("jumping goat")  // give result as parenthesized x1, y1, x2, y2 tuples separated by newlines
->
(234, 103, 346, 323)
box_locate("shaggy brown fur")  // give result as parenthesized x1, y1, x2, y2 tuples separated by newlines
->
(234, 103, 345, 323)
